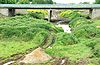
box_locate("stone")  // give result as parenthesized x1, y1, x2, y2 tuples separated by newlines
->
(3, 61, 15, 65)
(20, 47, 52, 64)
(96, 26, 100, 28)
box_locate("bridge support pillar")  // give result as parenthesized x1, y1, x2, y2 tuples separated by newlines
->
(8, 9, 15, 16)
(89, 9, 93, 19)
(48, 10, 52, 22)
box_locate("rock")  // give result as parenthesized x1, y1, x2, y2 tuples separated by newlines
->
(96, 26, 100, 28)
(3, 61, 15, 65)
(20, 47, 52, 64)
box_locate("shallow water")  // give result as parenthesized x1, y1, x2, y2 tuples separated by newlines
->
(57, 24, 71, 33)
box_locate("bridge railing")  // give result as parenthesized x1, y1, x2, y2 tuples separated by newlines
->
(0, 4, 100, 20)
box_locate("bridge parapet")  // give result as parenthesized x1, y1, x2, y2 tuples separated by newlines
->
(0, 4, 100, 20)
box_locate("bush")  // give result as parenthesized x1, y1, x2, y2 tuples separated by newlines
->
(17, 0, 29, 4)
(0, 16, 62, 40)
(0, 0, 17, 4)
(80, 39, 97, 49)
(28, 12, 45, 19)
(27, 10, 48, 19)
(0, 16, 61, 59)
(32, 0, 53, 4)
(53, 32, 79, 46)
(59, 10, 88, 20)
(72, 24, 99, 39)
(69, 17, 93, 29)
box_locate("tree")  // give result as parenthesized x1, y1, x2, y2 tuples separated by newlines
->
(0, 0, 54, 4)
(45, 0, 53, 4)
(17, 0, 30, 4)
(0, 0, 17, 4)
(95, 0, 100, 4)
(32, 0, 53, 4)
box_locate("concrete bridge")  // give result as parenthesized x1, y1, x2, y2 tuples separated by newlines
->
(0, 4, 100, 21)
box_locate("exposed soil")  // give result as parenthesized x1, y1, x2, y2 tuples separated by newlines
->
(7, 57, 88, 65)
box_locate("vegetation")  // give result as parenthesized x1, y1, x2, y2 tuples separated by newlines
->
(0, 15, 63, 61)
(59, 10, 89, 20)
(17, 0, 30, 4)
(0, 0, 53, 4)
(69, 17, 92, 29)
(0, 40, 38, 58)
(72, 24, 99, 38)
(45, 32, 92, 64)
(46, 11, 100, 65)
(54, 33, 79, 45)
(32, 0, 53, 4)
(46, 43, 92, 62)
(27, 10, 48, 19)
(95, 0, 100, 4)
(0, 9, 100, 65)
(0, 0, 17, 4)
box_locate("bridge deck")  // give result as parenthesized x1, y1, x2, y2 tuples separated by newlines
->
(0, 4, 100, 9)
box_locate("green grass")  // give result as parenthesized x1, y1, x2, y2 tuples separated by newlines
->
(0, 15, 62, 60)
(0, 15, 100, 65)
(45, 43, 92, 62)
(92, 20, 100, 26)
(0, 40, 38, 58)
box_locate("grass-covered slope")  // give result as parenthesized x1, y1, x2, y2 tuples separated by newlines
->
(46, 18, 100, 65)
(0, 16, 63, 60)
(0, 15, 100, 65)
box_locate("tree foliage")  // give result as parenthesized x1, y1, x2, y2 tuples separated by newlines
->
(0, 0, 53, 4)
(95, 0, 100, 4)
(32, 0, 53, 4)
(0, 0, 17, 4)
(17, 0, 30, 4)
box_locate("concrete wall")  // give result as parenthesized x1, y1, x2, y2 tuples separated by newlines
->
(0, 9, 9, 16)
(0, 9, 100, 19)
(92, 9, 100, 19)
(0, 9, 28, 16)
(82, 9, 100, 19)
(16, 9, 28, 14)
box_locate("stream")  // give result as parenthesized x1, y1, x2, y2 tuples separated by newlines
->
(57, 24, 71, 33)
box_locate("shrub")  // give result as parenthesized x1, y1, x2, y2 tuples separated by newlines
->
(53, 32, 79, 46)
(59, 10, 88, 20)
(0, 16, 63, 40)
(32, 0, 53, 4)
(0, 0, 17, 4)
(27, 10, 48, 19)
(69, 17, 93, 29)
(28, 12, 45, 19)
(0, 15, 60, 60)
(72, 24, 99, 39)
(31, 30, 49, 45)
(17, 0, 30, 4)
